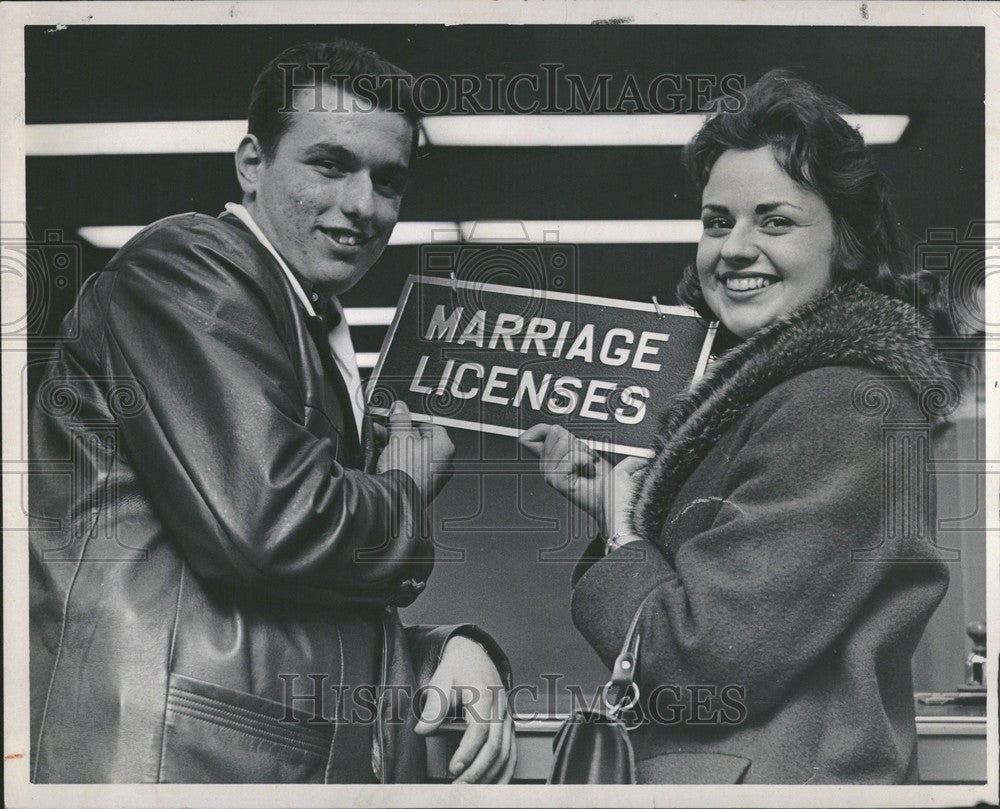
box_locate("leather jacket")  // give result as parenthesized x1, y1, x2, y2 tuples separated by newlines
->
(29, 212, 510, 783)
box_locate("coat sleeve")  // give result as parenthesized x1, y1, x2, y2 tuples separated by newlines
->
(97, 219, 433, 605)
(403, 624, 513, 692)
(570, 368, 947, 714)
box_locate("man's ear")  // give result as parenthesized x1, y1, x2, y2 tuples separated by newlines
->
(235, 134, 265, 200)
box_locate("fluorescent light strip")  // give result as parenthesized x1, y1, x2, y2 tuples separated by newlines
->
(29, 114, 908, 155)
(387, 221, 462, 244)
(343, 307, 396, 327)
(459, 219, 702, 243)
(27, 121, 248, 156)
(78, 223, 463, 249)
(852, 115, 910, 145)
(77, 226, 144, 249)
(423, 114, 702, 147)
(22, 119, 426, 155)
(356, 352, 380, 369)
(81, 220, 701, 251)
(424, 114, 909, 146)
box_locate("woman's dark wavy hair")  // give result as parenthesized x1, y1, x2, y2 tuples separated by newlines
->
(677, 69, 953, 336)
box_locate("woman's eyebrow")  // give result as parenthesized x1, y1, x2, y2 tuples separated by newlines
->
(755, 201, 804, 213)
(701, 201, 805, 214)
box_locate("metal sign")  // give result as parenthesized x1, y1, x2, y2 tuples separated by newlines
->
(367, 276, 717, 457)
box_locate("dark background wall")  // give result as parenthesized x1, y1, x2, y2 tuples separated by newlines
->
(24, 24, 987, 712)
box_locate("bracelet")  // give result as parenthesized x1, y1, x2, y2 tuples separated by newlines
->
(605, 530, 635, 554)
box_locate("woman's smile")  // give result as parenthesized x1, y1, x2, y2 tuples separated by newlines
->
(718, 271, 780, 295)
(696, 146, 836, 337)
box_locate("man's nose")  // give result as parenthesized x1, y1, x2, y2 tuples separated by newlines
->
(340, 171, 376, 223)
(719, 222, 759, 265)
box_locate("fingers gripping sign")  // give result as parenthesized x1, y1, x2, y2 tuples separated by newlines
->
(377, 401, 455, 501)
(519, 423, 613, 519)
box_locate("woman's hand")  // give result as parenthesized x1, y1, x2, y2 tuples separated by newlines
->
(519, 423, 650, 543)
(518, 424, 613, 519)
(602, 455, 650, 538)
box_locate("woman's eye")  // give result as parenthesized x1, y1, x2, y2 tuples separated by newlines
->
(702, 217, 731, 232)
(761, 216, 793, 230)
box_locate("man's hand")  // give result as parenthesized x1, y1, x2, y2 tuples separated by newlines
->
(376, 401, 455, 501)
(519, 423, 612, 518)
(413, 635, 516, 783)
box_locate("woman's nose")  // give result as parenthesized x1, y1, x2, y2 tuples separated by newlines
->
(340, 172, 376, 222)
(719, 223, 759, 265)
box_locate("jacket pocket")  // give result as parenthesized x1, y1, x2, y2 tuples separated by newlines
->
(159, 672, 333, 783)
(636, 752, 751, 784)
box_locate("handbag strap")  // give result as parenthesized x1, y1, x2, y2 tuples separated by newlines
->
(603, 588, 655, 715)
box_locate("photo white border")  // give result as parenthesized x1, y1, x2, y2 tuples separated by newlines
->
(2, 2, 997, 807)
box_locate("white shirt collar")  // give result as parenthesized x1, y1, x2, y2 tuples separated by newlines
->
(224, 202, 364, 440)
(225, 202, 318, 318)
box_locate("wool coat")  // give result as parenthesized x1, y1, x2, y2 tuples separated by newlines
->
(571, 284, 955, 784)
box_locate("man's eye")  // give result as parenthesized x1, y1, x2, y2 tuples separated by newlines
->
(375, 175, 407, 196)
(314, 160, 347, 174)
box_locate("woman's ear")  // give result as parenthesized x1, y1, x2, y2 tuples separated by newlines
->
(235, 134, 264, 201)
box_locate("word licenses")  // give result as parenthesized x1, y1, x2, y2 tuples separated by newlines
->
(368, 277, 716, 456)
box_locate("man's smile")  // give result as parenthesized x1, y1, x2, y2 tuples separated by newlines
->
(320, 226, 374, 248)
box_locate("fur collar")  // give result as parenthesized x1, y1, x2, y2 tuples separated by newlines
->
(631, 283, 958, 543)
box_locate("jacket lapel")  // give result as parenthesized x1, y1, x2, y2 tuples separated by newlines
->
(220, 210, 366, 469)
(361, 413, 376, 473)
(303, 314, 364, 468)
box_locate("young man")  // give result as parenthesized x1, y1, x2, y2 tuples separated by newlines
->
(30, 40, 514, 784)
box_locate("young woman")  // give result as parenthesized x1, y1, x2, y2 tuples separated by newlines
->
(521, 70, 958, 784)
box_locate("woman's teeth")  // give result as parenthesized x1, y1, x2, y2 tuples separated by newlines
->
(724, 276, 774, 292)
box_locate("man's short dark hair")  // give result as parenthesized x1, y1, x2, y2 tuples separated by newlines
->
(248, 39, 421, 162)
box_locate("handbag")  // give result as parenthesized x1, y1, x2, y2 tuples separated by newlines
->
(547, 598, 645, 784)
